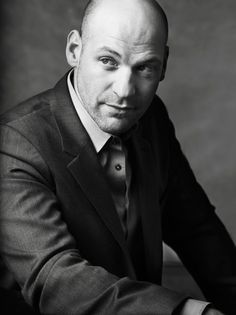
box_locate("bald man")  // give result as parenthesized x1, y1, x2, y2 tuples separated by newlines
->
(0, 0, 235, 314)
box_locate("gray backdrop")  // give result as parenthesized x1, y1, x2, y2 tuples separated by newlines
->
(1, 0, 236, 263)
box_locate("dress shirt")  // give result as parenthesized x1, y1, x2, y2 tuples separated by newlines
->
(67, 69, 211, 315)
(67, 70, 129, 234)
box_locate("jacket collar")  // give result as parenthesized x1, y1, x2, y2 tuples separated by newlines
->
(67, 69, 111, 153)
(51, 71, 90, 157)
(51, 72, 136, 278)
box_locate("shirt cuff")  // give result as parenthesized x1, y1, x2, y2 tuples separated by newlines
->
(178, 298, 211, 315)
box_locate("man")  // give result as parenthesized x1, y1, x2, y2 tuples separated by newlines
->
(0, 0, 235, 314)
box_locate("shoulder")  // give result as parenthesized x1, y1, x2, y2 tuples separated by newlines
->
(0, 88, 61, 181)
(0, 87, 59, 143)
(0, 88, 55, 126)
(0, 88, 60, 166)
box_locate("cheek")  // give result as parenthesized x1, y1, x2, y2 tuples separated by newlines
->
(89, 78, 112, 103)
(137, 75, 159, 91)
(81, 79, 109, 109)
(138, 82, 159, 102)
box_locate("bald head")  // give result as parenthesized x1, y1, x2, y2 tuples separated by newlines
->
(80, 0, 168, 45)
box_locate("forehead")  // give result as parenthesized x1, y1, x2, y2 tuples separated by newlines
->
(83, 12, 166, 61)
(84, 34, 164, 66)
(83, 0, 167, 51)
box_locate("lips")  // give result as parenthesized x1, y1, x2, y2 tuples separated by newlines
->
(105, 103, 134, 110)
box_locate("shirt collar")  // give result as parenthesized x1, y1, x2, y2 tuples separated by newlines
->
(67, 69, 111, 153)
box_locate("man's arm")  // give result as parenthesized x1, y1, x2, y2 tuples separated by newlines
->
(0, 124, 188, 314)
(160, 108, 236, 315)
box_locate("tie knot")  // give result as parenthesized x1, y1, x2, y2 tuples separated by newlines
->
(110, 136, 122, 150)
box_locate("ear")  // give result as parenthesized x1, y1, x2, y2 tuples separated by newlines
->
(66, 30, 82, 67)
(160, 45, 169, 81)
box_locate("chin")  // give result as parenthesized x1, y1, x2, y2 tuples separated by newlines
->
(99, 119, 134, 136)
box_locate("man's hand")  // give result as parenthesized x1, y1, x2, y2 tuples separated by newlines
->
(179, 299, 226, 315)
(204, 309, 225, 315)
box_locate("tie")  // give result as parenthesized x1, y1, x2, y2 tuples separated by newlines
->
(100, 136, 128, 235)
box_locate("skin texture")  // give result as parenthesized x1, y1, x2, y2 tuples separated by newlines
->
(66, 0, 168, 135)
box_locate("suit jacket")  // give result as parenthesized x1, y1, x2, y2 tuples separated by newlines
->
(0, 73, 235, 315)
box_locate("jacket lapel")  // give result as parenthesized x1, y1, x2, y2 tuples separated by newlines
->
(67, 145, 128, 253)
(128, 127, 163, 283)
(51, 73, 135, 277)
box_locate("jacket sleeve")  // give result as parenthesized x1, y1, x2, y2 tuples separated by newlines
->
(161, 107, 236, 315)
(0, 123, 187, 314)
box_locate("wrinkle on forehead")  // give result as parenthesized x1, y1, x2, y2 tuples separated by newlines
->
(86, 35, 165, 68)
(93, 35, 164, 60)
(99, 35, 161, 49)
(89, 30, 165, 49)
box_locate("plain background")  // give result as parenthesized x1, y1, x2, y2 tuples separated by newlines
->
(0, 0, 236, 298)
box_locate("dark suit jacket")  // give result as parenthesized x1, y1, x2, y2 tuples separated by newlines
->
(0, 73, 235, 314)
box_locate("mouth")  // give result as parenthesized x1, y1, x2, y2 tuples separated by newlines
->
(105, 103, 135, 111)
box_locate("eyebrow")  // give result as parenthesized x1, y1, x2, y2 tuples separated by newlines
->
(137, 57, 161, 65)
(97, 46, 122, 58)
(97, 46, 162, 65)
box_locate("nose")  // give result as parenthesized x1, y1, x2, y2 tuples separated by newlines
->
(112, 68, 135, 99)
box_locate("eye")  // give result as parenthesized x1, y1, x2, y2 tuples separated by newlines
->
(135, 63, 159, 78)
(100, 57, 118, 68)
(137, 64, 153, 73)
